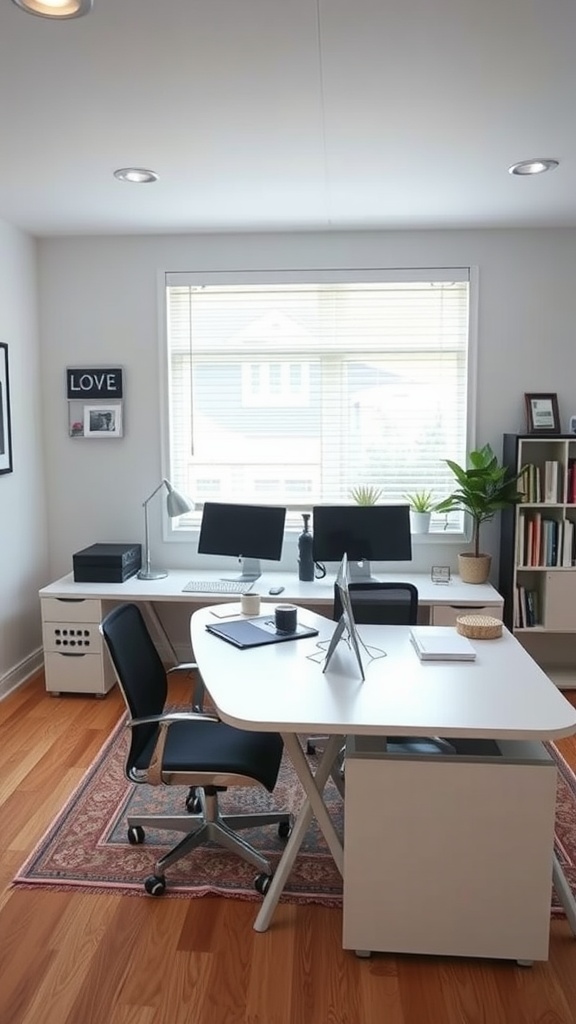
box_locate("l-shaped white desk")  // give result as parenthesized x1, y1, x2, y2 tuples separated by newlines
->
(190, 605, 576, 963)
(39, 569, 503, 695)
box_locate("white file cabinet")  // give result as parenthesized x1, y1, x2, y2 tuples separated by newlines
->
(343, 736, 557, 963)
(41, 597, 115, 696)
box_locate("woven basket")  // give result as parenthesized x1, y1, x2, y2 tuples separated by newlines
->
(457, 552, 492, 584)
(456, 614, 503, 640)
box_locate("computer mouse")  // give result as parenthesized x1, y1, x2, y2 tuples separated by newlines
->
(268, 586, 285, 595)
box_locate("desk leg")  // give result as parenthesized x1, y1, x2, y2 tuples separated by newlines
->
(253, 732, 344, 933)
(552, 853, 576, 937)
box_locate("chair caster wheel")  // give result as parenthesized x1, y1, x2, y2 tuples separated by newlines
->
(144, 875, 166, 896)
(306, 741, 316, 755)
(186, 788, 201, 813)
(127, 825, 145, 845)
(278, 820, 292, 839)
(254, 873, 273, 896)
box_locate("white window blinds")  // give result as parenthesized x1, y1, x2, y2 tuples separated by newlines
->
(165, 269, 472, 531)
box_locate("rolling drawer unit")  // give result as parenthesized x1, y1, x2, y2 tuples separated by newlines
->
(41, 597, 115, 696)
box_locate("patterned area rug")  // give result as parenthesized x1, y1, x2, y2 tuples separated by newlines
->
(12, 717, 576, 912)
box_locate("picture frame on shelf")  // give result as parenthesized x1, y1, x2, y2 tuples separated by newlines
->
(83, 403, 123, 438)
(524, 393, 561, 434)
(0, 342, 13, 475)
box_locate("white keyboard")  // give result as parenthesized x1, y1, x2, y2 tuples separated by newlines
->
(182, 579, 254, 595)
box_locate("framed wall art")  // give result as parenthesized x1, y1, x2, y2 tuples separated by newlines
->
(524, 392, 561, 434)
(0, 343, 13, 475)
(83, 403, 123, 438)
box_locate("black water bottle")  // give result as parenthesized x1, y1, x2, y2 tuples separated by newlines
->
(298, 513, 315, 581)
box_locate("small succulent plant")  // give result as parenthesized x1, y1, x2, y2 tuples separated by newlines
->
(402, 489, 437, 513)
(349, 485, 383, 506)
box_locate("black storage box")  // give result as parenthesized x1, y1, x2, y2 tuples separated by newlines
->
(73, 542, 142, 583)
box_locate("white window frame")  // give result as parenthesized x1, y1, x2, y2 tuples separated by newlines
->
(158, 266, 478, 544)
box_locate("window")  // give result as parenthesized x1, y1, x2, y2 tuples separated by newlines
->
(164, 268, 473, 533)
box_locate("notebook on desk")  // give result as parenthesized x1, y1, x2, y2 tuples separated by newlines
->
(205, 615, 319, 649)
(410, 626, 477, 662)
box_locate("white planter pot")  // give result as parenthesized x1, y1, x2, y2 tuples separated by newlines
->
(410, 511, 431, 534)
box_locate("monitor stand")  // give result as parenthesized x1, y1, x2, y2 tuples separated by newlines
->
(348, 559, 379, 583)
(221, 557, 262, 582)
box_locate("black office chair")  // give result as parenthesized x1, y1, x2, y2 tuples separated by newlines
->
(308, 581, 455, 759)
(334, 579, 419, 626)
(101, 603, 291, 896)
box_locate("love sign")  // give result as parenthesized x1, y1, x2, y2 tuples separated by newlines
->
(67, 367, 123, 400)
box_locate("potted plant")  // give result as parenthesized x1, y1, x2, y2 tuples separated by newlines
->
(402, 489, 438, 534)
(349, 485, 383, 505)
(435, 443, 524, 583)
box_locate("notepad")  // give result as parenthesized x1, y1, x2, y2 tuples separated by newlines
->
(409, 627, 477, 662)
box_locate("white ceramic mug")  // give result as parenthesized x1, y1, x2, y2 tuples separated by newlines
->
(241, 593, 261, 616)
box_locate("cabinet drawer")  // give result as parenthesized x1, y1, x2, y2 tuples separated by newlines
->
(42, 621, 103, 654)
(44, 651, 115, 695)
(41, 597, 102, 623)
(431, 604, 497, 626)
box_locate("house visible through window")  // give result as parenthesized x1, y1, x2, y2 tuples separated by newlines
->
(164, 269, 473, 533)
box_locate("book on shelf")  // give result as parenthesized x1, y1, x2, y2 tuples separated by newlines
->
(515, 586, 539, 628)
(531, 511, 541, 566)
(516, 514, 525, 565)
(568, 460, 576, 504)
(544, 461, 561, 504)
(542, 517, 559, 567)
(562, 518, 575, 567)
(516, 585, 526, 628)
(519, 464, 537, 503)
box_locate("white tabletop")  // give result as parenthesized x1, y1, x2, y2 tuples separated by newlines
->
(40, 568, 502, 609)
(190, 606, 576, 741)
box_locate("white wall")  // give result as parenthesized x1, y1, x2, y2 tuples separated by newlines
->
(0, 219, 47, 697)
(37, 228, 576, 589)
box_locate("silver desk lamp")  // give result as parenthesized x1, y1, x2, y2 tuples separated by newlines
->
(138, 479, 194, 580)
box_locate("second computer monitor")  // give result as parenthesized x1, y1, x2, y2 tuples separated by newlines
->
(198, 501, 287, 581)
(312, 504, 412, 581)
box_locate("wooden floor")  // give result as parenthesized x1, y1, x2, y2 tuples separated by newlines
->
(1, 674, 576, 1024)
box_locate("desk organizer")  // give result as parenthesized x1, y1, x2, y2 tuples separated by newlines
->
(456, 614, 503, 639)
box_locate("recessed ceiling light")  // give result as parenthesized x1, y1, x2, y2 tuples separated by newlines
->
(113, 168, 159, 184)
(508, 158, 559, 176)
(11, 0, 93, 17)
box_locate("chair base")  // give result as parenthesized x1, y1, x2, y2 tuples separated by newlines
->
(128, 787, 292, 879)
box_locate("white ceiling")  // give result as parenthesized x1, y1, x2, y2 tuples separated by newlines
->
(0, 0, 574, 237)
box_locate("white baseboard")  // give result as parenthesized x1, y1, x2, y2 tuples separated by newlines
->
(0, 649, 44, 701)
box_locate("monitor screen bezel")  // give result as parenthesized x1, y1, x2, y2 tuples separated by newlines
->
(312, 504, 412, 565)
(323, 553, 365, 680)
(197, 501, 287, 562)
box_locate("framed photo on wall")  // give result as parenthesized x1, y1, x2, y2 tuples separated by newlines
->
(83, 403, 123, 438)
(524, 392, 561, 434)
(0, 343, 13, 475)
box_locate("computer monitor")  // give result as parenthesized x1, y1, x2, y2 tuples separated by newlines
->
(323, 554, 365, 680)
(312, 504, 412, 582)
(197, 502, 287, 581)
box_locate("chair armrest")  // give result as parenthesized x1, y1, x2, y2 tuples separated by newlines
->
(127, 709, 220, 784)
(126, 710, 220, 729)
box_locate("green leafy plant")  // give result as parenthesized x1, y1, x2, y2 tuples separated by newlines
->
(349, 485, 383, 505)
(402, 489, 438, 513)
(435, 444, 524, 557)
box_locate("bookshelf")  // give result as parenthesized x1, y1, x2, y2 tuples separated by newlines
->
(499, 433, 576, 689)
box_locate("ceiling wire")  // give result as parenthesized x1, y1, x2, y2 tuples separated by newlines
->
(315, 0, 333, 227)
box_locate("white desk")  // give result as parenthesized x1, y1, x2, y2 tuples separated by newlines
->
(39, 569, 502, 695)
(190, 606, 576, 962)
